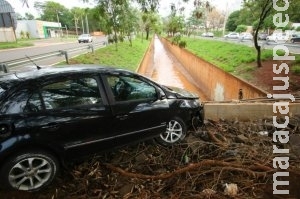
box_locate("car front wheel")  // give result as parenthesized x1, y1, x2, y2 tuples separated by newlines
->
(156, 117, 187, 146)
(0, 151, 59, 191)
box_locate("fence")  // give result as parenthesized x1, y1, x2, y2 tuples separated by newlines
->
(0, 41, 107, 73)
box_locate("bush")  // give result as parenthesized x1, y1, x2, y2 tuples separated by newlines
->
(235, 25, 247, 33)
(119, 35, 124, 42)
(292, 65, 300, 74)
(179, 40, 187, 48)
(26, 32, 30, 39)
(172, 35, 181, 45)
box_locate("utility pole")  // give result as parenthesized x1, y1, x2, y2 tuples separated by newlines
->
(56, 11, 62, 37)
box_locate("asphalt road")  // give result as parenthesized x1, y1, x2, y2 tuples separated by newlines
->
(0, 36, 107, 72)
(208, 36, 300, 54)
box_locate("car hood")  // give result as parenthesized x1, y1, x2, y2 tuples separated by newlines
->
(164, 85, 199, 99)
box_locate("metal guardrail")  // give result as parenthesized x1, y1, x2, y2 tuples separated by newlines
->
(0, 41, 107, 73)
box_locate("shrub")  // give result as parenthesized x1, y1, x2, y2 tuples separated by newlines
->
(172, 35, 181, 45)
(20, 31, 25, 39)
(292, 65, 300, 74)
(26, 32, 30, 39)
(119, 35, 124, 42)
(179, 40, 187, 48)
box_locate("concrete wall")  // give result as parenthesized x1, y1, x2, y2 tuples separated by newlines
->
(204, 101, 300, 121)
(136, 37, 154, 77)
(0, 27, 16, 42)
(136, 36, 300, 121)
(160, 37, 267, 101)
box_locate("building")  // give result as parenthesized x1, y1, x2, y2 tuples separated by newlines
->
(15, 20, 62, 39)
(0, 0, 17, 42)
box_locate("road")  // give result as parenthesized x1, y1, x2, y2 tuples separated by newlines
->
(208, 36, 300, 54)
(0, 36, 107, 72)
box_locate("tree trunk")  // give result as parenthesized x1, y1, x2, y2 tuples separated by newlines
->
(256, 46, 262, 68)
(253, 31, 262, 67)
(146, 27, 149, 40)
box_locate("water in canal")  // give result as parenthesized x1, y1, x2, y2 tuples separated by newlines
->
(151, 36, 209, 101)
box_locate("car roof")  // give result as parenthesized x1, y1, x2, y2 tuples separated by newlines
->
(0, 65, 132, 86)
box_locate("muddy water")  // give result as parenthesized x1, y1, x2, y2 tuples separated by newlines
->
(151, 36, 209, 101)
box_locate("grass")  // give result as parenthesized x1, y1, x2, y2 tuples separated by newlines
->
(0, 40, 34, 49)
(292, 65, 300, 74)
(182, 37, 275, 72)
(66, 38, 150, 71)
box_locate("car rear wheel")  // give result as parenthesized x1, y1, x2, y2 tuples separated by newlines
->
(0, 151, 59, 191)
(156, 117, 187, 146)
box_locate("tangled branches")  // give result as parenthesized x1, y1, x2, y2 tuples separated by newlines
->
(2, 117, 300, 199)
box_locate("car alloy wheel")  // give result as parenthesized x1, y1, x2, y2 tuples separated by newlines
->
(0, 151, 59, 191)
(157, 117, 187, 146)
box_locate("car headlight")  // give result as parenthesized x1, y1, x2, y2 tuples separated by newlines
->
(180, 99, 201, 108)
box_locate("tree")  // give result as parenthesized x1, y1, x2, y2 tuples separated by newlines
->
(24, 12, 35, 20)
(97, 0, 131, 50)
(192, 0, 213, 33)
(70, 7, 83, 35)
(207, 8, 225, 31)
(135, 0, 160, 40)
(243, 0, 273, 68)
(235, 24, 247, 32)
(34, 1, 69, 25)
(225, 10, 240, 31)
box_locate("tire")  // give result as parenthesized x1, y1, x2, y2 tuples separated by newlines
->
(156, 117, 187, 146)
(0, 151, 59, 191)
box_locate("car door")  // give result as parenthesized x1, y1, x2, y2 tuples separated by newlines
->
(24, 75, 114, 160)
(102, 73, 170, 145)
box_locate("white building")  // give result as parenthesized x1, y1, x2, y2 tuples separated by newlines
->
(15, 20, 62, 39)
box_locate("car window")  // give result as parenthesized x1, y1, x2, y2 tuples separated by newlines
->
(25, 92, 43, 113)
(42, 77, 102, 109)
(2, 89, 30, 114)
(25, 77, 102, 112)
(107, 75, 157, 101)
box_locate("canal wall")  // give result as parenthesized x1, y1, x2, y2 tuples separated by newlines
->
(137, 36, 300, 121)
(159, 37, 267, 101)
(136, 37, 155, 77)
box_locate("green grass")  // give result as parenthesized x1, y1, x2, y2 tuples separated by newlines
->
(292, 65, 300, 74)
(0, 40, 34, 49)
(183, 37, 274, 72)
(67, 38, 150, 71)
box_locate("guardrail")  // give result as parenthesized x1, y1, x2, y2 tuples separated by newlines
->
(0, 41, 107, 73)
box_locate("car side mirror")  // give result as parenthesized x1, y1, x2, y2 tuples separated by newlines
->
(157, 90, 166, 100)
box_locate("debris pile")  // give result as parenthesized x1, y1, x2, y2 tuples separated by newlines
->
(2, 117, 300, 199)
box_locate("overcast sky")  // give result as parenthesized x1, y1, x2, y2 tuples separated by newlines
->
(8, 0, 242, 18)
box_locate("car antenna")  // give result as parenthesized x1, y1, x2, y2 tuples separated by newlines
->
(25, 55, 41, 70)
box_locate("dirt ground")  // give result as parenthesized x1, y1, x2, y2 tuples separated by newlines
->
(245, 60, 300, 96)
(0, 60, 299, 199)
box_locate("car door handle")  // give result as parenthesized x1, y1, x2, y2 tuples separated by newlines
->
(116, 114, 128, 120)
